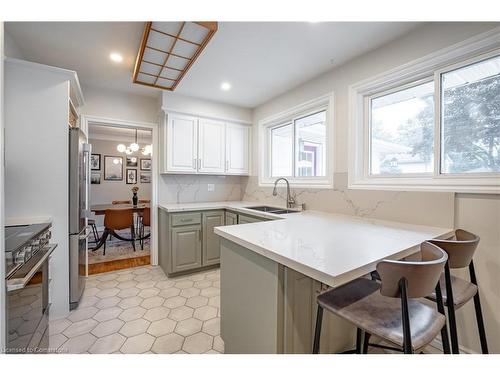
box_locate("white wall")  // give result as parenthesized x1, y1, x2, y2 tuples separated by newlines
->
(3, 30, 25, 60)
(247, 22, 500, 353)
(5, 61, 71, 318)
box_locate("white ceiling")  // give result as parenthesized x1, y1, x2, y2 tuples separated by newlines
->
(6, 22, 422, 108)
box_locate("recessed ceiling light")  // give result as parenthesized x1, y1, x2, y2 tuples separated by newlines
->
(110, 52, 123, 63)
(221, 82, 231, 91)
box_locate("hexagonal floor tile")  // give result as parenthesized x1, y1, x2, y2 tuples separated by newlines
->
(188, 273, 206, 282)
(193, 306, 217, 321)
(159, 287, 180, 299)
(117, 287, 140, 298)
(151, 333, 184, 354)
(164, 296, 186, 309)
(175, 318, 202, 337)
(79, 296, 99, 308)
(169, 306, 194, 322)
(97, 273, 118, 281)
(116, 280, 138, 290)
(200, 287, 219, 298)
(205, 272, 220, 281)
(147, 318, 177, 337)
(156, 280, 175, 289)
(68, 306, 98, 323)
(175, 280, 194, 289)
(49, 318, 71, 335)
(182, 332, 213, 354)
(143, 306, 170, 322)
(119, 296, 143, 309)
(134, 273, 153, 282)
(202, 317, 220, 336)
(208, 296, 220, 308)
(97, 280, 119, 289)
(49, 333, 67, 349)
(59, 333, 96, 353)
(89, 333, 126, 354)
(180, 287, 200, 298)
(116, 273, 135, 282)
(194, 280, 212, 289)
(119, 306, 147, 322)
(96, 288, 120, 298)
(120, 333, 155, 354)
(136, 281, 156, 289)
(91, 318, 124, 338)
(186, 295, 208, 309)
(95, 296, 121, 309)
(133, 268, 150, 275)
(63, 319, 98, 338)
(119, 318, 151, 337)
(138, 288, 160, 298)
(93, 306, 123, 322)
(213, 335, 224, 353)
(141, 296, 165, 309)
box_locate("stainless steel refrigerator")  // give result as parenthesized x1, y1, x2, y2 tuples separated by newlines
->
(69, 127, 91, 309)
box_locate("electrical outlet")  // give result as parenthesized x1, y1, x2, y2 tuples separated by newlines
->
(207, 184, 215, 192)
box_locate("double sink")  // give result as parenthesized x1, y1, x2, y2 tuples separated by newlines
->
(244, 206, 300, 215)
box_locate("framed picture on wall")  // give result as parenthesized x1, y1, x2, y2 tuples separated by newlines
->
(91, 172, 101, 184)
(104, 156, 123, 181)
(91, 154, 101, 170)
(140, 158, 151, 171)
(140, 172, 151, 183)
(126, 169, 137, 184)
(126, 155, 138, 167)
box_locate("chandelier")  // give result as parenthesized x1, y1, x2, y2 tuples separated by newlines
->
(117, 129, 152, 155)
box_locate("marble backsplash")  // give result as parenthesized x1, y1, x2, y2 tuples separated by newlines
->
(242, 174, 455, 228)
(158, 174, 245, 204)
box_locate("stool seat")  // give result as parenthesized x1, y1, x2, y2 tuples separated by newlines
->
(318, 278, 445, 352)
(427, 274, 477, 309)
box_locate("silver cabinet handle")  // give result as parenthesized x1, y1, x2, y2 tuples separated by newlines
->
(225, 160, 229, 171)
(193, 158, 197, 170)
(180, 218, 193, 222)
(198, 159, 201, 169)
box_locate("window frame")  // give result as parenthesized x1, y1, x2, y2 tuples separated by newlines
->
(259, 93, 334, 188)
(349, 27, 500, 194)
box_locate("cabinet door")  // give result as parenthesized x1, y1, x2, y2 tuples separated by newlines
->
(171, 225, 202, 272)
(202, 211, 225, 266)
(225, 211, 238, 225)
(166, 113, 198, 173)
(225, 123, 250, 175)
(198, 118, 226, 174)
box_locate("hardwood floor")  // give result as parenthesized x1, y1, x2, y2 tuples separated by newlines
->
(88, 255, 150, 275)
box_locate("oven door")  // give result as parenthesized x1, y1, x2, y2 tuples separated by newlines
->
(6, 244, 56, 353)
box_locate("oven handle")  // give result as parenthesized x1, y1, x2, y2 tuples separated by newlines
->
(6, 244, 57, 292)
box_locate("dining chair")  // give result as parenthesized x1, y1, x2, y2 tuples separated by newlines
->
(427, 229, 488, 354)
(139, 206, 151, 250)
(91, 208, 136, 255)
(313, 242, 450, 354)
(112, 200, 131, 205)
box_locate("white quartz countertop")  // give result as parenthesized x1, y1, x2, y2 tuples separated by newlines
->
(213, 209, 454, 287)
(158, 201, 294, 220)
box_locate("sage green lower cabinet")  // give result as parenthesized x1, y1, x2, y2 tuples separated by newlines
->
(220, 238, 355, 354)
(238, 213, 264, 224)
(202, 211, 225, 266)
(171, 225, 202, 273)
(225, 211, 238, 225)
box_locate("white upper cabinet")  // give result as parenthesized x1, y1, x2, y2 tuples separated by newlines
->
(198, 118, 226, 174)
(161, 111, 250, 175)
(225, 123, 250, 175)
(166, 113, 198, 173)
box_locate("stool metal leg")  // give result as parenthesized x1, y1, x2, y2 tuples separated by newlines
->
(469, 261, 488, 354)
(356, 329, 363, 354)
(400, 278, 413, 354)
(435, 282, 451, 354)
(444, 263, 459, 354)
(362, 332, 371, 354)
(313, 305, 323, 354)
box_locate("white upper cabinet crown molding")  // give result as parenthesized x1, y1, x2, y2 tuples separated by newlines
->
(160, 111, 251, 176)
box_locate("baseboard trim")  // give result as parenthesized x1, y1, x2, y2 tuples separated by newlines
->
(429, 337, 478, 354)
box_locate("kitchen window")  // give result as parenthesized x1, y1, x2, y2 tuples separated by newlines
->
(260, 94, 333, 187)
(349, 28, 500, 193)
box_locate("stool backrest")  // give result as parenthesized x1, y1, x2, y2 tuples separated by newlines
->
(429, 229, 479, 269)
(112, 200, 131, 205)
(377, 242, 448, 299)
(142, 207, 151, 226)
(104, 209, 134, 230)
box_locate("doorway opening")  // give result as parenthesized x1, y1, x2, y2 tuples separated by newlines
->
(87, 121, 154, 274)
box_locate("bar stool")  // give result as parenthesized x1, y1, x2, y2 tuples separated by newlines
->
(313, 242, 450, 354)
(427, 229, 488, 354)
(91, 208, 136, 255)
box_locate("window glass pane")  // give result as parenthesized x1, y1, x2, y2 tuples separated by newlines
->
(441, 55, 500, 174)
(271, 123, 293, 177)
(295, 111, 327, 177)
(370, 81, 435, 175)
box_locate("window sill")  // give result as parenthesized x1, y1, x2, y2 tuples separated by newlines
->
(259, 178, 334, 189)
(348, 178, 500, 194)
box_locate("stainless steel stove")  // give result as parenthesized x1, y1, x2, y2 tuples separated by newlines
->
(4, 222, 56, 353)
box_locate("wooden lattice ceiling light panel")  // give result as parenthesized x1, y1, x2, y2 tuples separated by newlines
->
(133, 21, 218, 90)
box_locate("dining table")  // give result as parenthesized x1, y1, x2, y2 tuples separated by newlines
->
(90, 203, 149, 216)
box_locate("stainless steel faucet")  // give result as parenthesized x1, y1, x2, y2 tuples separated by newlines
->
(272, 178, 296, 209)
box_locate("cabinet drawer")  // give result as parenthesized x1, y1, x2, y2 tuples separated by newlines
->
(171, 212, 202, 227)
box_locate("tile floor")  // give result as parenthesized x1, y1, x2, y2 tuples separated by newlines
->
(49, 265, 224, 354)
